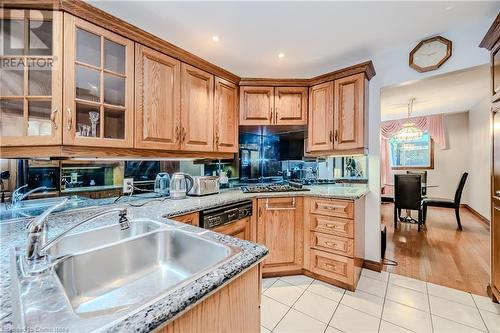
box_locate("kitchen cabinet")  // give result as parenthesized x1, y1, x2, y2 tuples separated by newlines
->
(63, 14, 135, 148)
(212, 217, 250, 241)
(239, 86, 307, 125)
(308, 82, 334, 151)
(239, 86, 274, 125)
(170, 211, 199, 226)
(0, 9, 63, 147)
(257, 197, 303, 274)
(333, 73, 366, 150)
(308, 73, 367, 153)
(274, 87, 308, 125)
(135, 44, 181, 150)
(160, 265, 260, 333)
(214, 77, 238, 152)
(181, 63, 214, 152)
(303, 197, 365, 291)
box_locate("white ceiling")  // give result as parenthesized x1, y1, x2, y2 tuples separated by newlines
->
(380, 64, 490, 121)
(89, 1, 498, 78)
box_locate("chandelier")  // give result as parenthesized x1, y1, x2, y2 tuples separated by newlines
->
(394, 98, 423, 141)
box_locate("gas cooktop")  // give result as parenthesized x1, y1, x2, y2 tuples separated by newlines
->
(240, 184, 310, 193)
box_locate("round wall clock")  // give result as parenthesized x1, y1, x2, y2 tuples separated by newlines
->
(409, 36, 452, 73)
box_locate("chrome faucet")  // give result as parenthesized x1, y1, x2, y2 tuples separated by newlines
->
(26, 202, 130, 262)
(12, 184, 48, 207)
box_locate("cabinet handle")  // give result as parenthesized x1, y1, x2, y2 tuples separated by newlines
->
(274, 108, 278, 124)
(329, 130, 333, 142)
(265, 197, 296, 210)
(270, 107, 273, 124)
(215, 133, 220, 146)
(334, 130, 338, 142)
(50, 108, 58, 130)
(175, 125, 180, 143)
(258, 207, 262, 218)
(182, 127, 186, 143)
(66, 107, 72, 130)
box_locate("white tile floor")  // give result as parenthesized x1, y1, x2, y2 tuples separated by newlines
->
(261, 269, 500, 333)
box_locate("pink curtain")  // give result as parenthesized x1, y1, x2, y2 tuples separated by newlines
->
(380, 114, 446, 187)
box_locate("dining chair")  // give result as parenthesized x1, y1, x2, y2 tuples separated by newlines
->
(422, 172, 468, 231)
(406, 170, 428, 196)
(394, 174, 423, 231)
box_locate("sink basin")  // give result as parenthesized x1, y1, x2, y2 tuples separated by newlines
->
(45, 218, 163, 258)
(53, 227, 236, 317)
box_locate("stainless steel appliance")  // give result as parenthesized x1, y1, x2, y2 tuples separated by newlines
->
(154, 173, 170, 196)
(200, 200, 253, 229)
(188, 176, 220, 196)
(240, 183, 310, 193)
(169, 173, 194, 199)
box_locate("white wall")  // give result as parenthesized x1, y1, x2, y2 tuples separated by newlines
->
(468, 97, 493, 220)
(425, 113, 470, 200)
(354, 16, 495, 262)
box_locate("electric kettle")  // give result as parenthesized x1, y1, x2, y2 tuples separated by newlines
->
(154, 172, 170, 196)
(169, 173, 194, 199)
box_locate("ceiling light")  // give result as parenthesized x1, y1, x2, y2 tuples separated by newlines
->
(212, 35, 219, 42)
(394, 98, 423, 142)
(278, 53, 285, 59)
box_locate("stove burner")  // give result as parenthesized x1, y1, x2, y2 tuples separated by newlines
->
(240, 184, 310, 193)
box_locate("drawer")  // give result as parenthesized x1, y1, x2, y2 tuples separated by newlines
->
(310, 213, 353, 238)
(310, 198, 354, 219)
(311, 232, 354, 257)
(310, 249, 354, 285)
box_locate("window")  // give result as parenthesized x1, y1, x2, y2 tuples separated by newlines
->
(389, 132, 434, 169)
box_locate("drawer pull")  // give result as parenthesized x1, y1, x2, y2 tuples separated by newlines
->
(325, 241, 337, 247)
(265, 197, 296, 210)
(324, 263, 336, 270)
(325, 223, 338, 228)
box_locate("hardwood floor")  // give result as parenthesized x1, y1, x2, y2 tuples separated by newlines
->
(381, 203, 490, 296)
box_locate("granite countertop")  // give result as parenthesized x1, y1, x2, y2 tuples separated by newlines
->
(0, 183, 368, 332)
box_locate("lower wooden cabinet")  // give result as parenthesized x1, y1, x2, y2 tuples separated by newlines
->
(170, 211, 199, 226)
(257, 197, 303, 274)
(309, 249, 354, 285)
(212, 217, 250, 241)
(159, 265, 261, 333)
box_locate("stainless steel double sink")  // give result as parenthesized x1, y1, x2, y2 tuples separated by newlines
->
(12, 217, 240, 327)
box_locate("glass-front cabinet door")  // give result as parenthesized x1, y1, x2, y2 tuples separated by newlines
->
(0, 9, 62, 146)
(63, 14, 134, 148)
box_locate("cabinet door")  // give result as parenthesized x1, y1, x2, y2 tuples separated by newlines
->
(0, 10, 62, 146)
(214, 77, 238, 152)
(333, 74, 365, 150)
(212, 217, 250, 241)
(135, 45, 181, 150)
(257, 197, 303, 269)
(275, 87, 308, 125)
(63, 14, 134, 148)
(181, 63, 214, 152)
(308, 82, 333, 151)
(239, 86, 274, 125)
(171, 212, 199, 226)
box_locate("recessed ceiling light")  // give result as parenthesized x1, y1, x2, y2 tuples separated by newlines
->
(212, 35, 219, 42)
(278, 53, 285, 59)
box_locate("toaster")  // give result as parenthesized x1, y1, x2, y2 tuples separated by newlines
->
(188, 176, 220, 196)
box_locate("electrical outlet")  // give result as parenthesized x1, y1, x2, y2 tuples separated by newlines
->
(123, 178, 134, 194)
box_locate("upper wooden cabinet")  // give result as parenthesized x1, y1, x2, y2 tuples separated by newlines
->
(275, 87, 308, 125)
(239, 86, 274, 125)
(63, 14, 135, 148)
(0, 9, 63, 147)
(308, 82, 334, 152)
(214, 77, 238, 152)
(333, 73, 366, 150)
(135, 44, 181, 150)
(181, 63, 215, 152)
(308, 74, 367, 153)
(240, 86, 307, 125)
